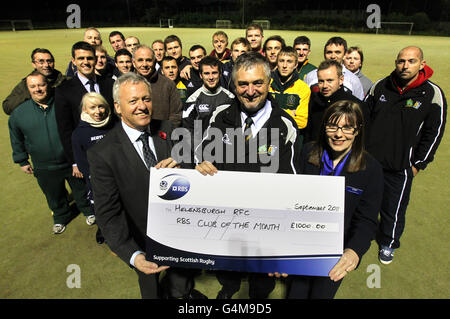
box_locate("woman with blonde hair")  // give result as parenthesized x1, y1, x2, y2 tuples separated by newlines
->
(72, 92, 114, 243)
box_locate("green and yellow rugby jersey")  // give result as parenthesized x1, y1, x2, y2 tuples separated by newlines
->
(269, 71, 311, 129)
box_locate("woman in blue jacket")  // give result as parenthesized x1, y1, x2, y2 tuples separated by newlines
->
(286, 100, 383, 299)
(72, 92, 113, 244)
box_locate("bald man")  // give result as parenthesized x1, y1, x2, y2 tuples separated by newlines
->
(364, 46, 447, 265)
(132, 45, 182, 128)
(83, 27, 102, 46)
(125, 36, 140, 53)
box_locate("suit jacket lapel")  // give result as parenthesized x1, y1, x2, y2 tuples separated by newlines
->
(72, 76, 89, 113)
(113, 120, 171, 171)
(98, 76, 108, 95)
(98, 76, 114, 107)
(74, 74, 89, 94)
(153, 133, 169, 162)
(150, 121, 169, 162)
(114, 123, 149, 172)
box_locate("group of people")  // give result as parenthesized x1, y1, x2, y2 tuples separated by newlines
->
(4, 23, 447, 299)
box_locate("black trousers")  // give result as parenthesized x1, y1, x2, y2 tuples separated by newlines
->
(286, 275, 342, 299)
(135, 269, 160, 299)
(159, 268, 200, 298)
(216, 270, 276, 299)
(377, 168, 414, 249)
(34, 167, 92, 224)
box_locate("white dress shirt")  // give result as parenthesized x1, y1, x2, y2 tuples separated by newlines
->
(77, 72, 99, 93)
(121, 121, 158, 168)
(121, 121, 158, 266)
(240, 99, 273, 136)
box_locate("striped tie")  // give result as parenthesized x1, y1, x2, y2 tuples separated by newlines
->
(244, 116, 254, 141)
(138, 132, 157, 169)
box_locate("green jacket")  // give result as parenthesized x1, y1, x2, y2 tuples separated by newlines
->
(8, 97, 70, 170)
(2, 69, 67, 115)
(297, 60, 317, 80)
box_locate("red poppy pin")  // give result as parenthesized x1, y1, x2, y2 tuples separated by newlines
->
(159, 131, 167, 140)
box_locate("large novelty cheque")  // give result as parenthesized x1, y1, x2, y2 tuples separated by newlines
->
(146, 168, 345, 276)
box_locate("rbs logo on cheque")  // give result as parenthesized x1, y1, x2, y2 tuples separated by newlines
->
(158, 174, 190, 200)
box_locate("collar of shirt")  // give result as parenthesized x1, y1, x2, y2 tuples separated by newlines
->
(200, 85, 222, 96)
(240, 99, 272, 136)
(341, 64, 358, 83)
(32, 96, 54, 111)
(341, 64, 351, 76)
(77, 72, 99, 93)
(121, 121, 158, 163)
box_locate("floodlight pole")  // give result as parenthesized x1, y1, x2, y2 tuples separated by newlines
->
(242, 0, 245, 27)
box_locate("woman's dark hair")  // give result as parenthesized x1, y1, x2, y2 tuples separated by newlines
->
(308, 100, 366, 172)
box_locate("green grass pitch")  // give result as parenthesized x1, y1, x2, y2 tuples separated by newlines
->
(0, 27, 448, 299)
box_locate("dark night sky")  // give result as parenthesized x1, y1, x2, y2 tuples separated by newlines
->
(1, 0, 447, 25)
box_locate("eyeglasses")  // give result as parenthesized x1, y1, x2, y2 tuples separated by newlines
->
(33, 59, 54, 65)
(325, 124, 357, 135)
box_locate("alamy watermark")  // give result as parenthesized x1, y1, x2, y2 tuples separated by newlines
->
(66, 4, 81, 29)
(67, 4, 382, 31)
(366, 4, 381, 29)
(170, 121, 282, 173)
(366, 264, 381, 288)
(66, 264, 81, 288)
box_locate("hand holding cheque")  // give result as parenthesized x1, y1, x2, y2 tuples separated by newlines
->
(147, 166, 346, 277)
(195, 162, 355, 281)
(134, 157, 178, 275)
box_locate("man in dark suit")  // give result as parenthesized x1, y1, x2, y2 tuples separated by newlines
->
(55, 41, 115, 177)
(87, 72, 177, 299)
